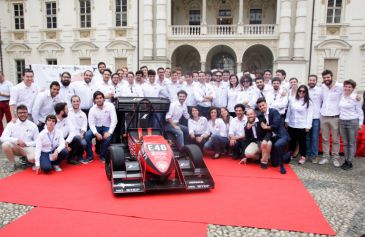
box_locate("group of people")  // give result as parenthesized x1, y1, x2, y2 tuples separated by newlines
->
(0, 62, 362, 174)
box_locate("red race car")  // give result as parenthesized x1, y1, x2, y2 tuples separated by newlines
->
(105, 97, 215, 194)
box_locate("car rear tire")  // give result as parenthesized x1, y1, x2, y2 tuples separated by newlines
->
(181, 144, 205, 168)
(106, 145, 126, 180)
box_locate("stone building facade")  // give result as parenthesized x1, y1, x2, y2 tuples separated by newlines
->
(0, 0, 364, 88)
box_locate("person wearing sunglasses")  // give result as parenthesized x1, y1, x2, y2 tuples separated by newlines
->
(285, 85, 313, 164)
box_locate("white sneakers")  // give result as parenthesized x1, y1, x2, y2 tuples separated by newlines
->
(333, 159, 341, 167)
(53, 165, 62, 172)
(318, 158, 329, 165)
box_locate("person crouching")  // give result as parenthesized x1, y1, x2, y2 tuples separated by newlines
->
(240, 109, 272, 166)
(34, 114, 68, 173)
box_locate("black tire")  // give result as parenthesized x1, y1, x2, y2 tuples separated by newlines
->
(181, 144, 205, 168)
(106, 145, 125, 180)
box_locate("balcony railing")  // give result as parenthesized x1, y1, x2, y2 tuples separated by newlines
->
(169, 24, 277, 38)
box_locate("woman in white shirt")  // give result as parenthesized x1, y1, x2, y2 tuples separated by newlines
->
(285, 85, 313, 164)
(227, 74, 240, 117)
(220, 107, 232, 136)
(339, 79, 363, 170)
(188, 107, 208, 150)
(202, 108, 229, 159)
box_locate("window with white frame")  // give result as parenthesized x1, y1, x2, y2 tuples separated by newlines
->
(327, 0, 342, 23)
(13, 3, 25, 30)
(46, 1, 57, 28)
(80, 0, 91, 28)
(15, 60, 25, 83)
(249, 9, 262, 24)
(116, 0, 127, 27)
(189, 10, 201, 25)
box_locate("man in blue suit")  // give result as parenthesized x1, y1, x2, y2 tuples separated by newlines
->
(256, 97, 289, 174)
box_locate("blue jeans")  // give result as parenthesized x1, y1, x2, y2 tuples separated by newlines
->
(84, 126, 113, 159)
(40, 148, 68, 173)
(204, 135, 229, 153)
(306, 119, 320, 158)
(164, 123, 188, 150)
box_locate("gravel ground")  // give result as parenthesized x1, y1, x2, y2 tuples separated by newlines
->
(0, 154, 364, 237)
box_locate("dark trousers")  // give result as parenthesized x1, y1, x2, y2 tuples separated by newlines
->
(0, 101, 11, 136)
(68, 136, 86, 159)
(197, 105, 210, 118)
(230, 138, 248, 159)
(271, 135, 288, 167)
(288, 127, 307, 157)
(37, 122, 45, 132)
(40, 148, 68, 173)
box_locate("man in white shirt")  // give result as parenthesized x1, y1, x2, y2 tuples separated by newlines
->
(70, 70, 95, 117)
(266, 77, 288, 119)
(156, 67, 170, 87)
(0, 71, 13, 135)
(54, 102, 84, 165)
(263, 69, 273, 87)
(135, 70, 145, 86)
(34, 114, 68, 173)
(319, 69, 343, 166)
(165, 90, 190, 150)
(228, 104, 248, 159)
(161, 70, 182, 102)
(84, 91, 117, 163)
(32, 81, 62, 131)
(194, 71, 215, 117)
(275, 69, 289, 91)
(182, 72, 197, 111)
(306, 75, 322, 163)
(255, 77, 272, 100)
(212, 70, 228, 108)
(92, 62, 106, 86)
(9, 68, 38, 122)
(142, 69, 164, 128)
(237, 74, 258, 110)
(59, 72, 74, 108)
(116, 72, 144, 97)
(95, 68, 114, 102)
(222, 70, 230, 87)
(1, 105, 39, 172)
(68, 95, 88, 160)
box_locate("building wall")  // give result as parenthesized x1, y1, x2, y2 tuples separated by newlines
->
(310, 0, 365, 90)
(0, 0, 364, 89)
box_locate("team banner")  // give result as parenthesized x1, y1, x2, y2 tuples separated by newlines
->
(30, 64, 99, 90)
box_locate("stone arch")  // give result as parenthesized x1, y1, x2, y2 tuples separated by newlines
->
(206, 45, 237, 73)
(242, 44, 274, 74)
(71, 41, 99, 51)
(5, 43, 31, 52)
(314, 39, 351, 58)
(37, 42, 64, 52)
(171, 44, 201, 73)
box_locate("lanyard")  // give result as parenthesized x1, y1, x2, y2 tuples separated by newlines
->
(47, 132, 55, 150)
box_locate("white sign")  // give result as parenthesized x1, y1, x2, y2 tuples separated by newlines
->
(31, 64, 98, 90)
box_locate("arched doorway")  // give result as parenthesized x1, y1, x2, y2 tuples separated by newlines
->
(242, 44, 274, 74)
(206, 45, 237, 73)
(171, 45, 201, 73)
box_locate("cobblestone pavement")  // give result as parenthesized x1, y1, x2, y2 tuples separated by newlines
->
(0, 153, 364, 237)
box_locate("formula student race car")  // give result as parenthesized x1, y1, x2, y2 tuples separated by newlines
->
(105, 97, 215, 194)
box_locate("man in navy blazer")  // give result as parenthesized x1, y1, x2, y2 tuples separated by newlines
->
(256, 97, 289, 174)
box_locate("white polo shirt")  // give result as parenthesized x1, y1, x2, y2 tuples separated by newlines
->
(0, 119, 39, 146)
(9, 82, 38, 113)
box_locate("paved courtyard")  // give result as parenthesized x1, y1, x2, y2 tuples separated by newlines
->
(0, 152, 364, 237)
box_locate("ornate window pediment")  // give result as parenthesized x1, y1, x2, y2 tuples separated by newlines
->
(315, 39, 351, 50)
(5, 43, 31, 52)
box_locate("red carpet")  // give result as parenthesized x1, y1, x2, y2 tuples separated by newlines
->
(0, 207, 207, 237)
(0, 157, 335, 235)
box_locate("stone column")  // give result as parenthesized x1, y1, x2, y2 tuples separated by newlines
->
(237, 0, 244, 34)
(277, 0, 292, 59)
(201, 61, 206, 71)
(155, 0, 168, 59)
(201, 0, 207, 35)
(293, 0, 307, 59)
(142, 0, 153, 59)
(236, 61, 243, 74)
